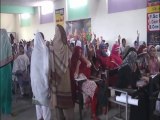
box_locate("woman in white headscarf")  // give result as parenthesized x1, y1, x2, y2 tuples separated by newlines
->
(30, 32, 51, 120)
(0, 29, 13, 118)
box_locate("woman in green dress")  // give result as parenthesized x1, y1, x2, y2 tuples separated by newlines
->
(0, 29, 13, 117)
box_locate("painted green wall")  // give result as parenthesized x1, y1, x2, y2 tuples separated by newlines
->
(0, 5, 35, 14)
(67, 0, 89, 21)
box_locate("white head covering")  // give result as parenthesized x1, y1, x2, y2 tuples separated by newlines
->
(75, 40, 82, 47)
(30, 32, 50, 106)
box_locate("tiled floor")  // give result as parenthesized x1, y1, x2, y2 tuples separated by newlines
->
(1, 96, 124, 120)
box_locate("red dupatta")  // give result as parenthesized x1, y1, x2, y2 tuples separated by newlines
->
(70, 46, 91, 79)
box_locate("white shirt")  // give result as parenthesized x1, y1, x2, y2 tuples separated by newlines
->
(12, 53, 30, 73)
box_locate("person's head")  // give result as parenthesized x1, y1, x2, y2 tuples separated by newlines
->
(88, 43, 94, 51)
(122, 38, 126, 47)
(10, 34, 14, 44)
(105, 43, 109, 48)
(134, 41, 138, 47)
(123, 50, 137, 71)
(100, 44, 108, 56)
(137, 45, 147, 55)
(73, 46, 83, 58)
(19, 41, 23, 45)
(39, 32, 44, 40)
(125, 51, 137, 63)
(13, 43, 17, 51)
(148, 45, 156, 57)
(27, 41, 31, 49)
(111, 43, 120, 55)
(122, 48, 137, 72)
(123, 46, 136, 60)
(101, 40, 105, 44)
(19, 45, 24, 54)
(122, 45, 130, 58)
(23, 40, 26, 45)
(56, 24, 67, 44)
(155, 45, 160, 52)
(142, 41, 146, 46)
(33, 32, 46, 50)
(70, 43, 75, 51)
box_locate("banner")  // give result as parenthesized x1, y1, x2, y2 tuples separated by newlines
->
(55, 8, 64, 26)
(147, 13, 160, 31)
(147, 0, 160, 45)
(147, 5, 160, 13)
(66, 18, 91, 40)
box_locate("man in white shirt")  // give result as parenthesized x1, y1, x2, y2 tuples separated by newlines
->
(12, 45, 30, 96)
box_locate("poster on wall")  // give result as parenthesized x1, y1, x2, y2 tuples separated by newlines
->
(147, 0, 160, 45)
(147, 0, 160, 6)
(66, 18, 91, 40)
(55, 8, 64, 26)
(147, 13, 159, 31)
(147, 31, 160, 45)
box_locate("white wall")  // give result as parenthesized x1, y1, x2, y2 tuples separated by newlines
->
(0, 13, 16, 32)
(2, 0, 147, 46)
(91, 0, 147, 47)
(16, 8, 55, 41)
(16, 0, 65, 41)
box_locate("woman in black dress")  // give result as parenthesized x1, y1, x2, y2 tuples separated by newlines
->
(117, 47, 150, 120)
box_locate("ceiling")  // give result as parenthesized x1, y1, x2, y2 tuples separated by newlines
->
(0, 0, 57, 6)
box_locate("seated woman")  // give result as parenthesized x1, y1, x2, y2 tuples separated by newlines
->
(137, 44, 150, 76)
(117, 47, 150, 120)
(148, 45, 160, 76)
(70, 46, 99, 120)
(137, 45, 160, 119)
(87, 42, 99, 77)
(98, 43, 122, 86)
(107, 43, 122, 86)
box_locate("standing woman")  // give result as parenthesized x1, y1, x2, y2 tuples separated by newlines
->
(51, 25, 74, 120)
(0, 29, 13, 118)
(30, 32, 51, 120)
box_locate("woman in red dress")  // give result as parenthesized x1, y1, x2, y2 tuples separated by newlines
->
(70, 46, 99, 120)
(98, 43, 122, 86)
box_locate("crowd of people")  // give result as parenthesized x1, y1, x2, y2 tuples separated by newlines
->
(0, 26, 160, 120)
